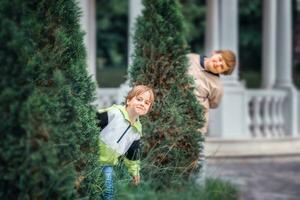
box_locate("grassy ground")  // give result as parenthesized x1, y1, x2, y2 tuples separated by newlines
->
(94, 164, 239, 200)
(115, 178, 239, 200)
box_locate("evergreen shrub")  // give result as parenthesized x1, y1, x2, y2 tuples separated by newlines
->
(129, 0, 205, 188)
(0, 0, 101, 199)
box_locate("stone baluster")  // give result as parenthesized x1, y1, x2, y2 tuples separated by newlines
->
(262, 96, 272, 137)
(248, 99, 255, 137)
(270, 96, 279, 137)
(246, 98, 253, 137)
(277, 96, 285, 136)
(252, 97, 263, 137)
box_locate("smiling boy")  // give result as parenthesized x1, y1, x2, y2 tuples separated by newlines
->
(187, 50, 236, 134)
(96, 85, 154, 200)
(187, 50, 236, 184)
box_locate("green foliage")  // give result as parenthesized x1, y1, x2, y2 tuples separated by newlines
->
(180, 0, 206, 53)
(115, 177, 238, 200)
(129, 0, 205, 188)
(239, 0, 262, 71)
(0, 0, 101, 198)
(96, 0, 128, 68)
(241, 70, 300, 89)
(240, 71, 262, 88)
(293, 72, 300, 89)
(95, 0, 206, 87)
(96, 0, 270, 88)
(95, 0, 206, 71)
(97, 67, 128, 87)
(204, 178, 239, 200)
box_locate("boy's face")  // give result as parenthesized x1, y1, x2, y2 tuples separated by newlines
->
(126, 91, 152, 116)
(206, 53, 229, 74)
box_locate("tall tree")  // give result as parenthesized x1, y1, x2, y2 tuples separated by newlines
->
(0, 0, 101, 199)
(129, 0, 205, 188)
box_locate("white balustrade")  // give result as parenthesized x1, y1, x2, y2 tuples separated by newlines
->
(247, 90, 287, 138)
(96, 88, 119, 108)
(96, 87, 289, 139)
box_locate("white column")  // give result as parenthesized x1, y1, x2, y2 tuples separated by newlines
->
(262, 0, 277, 89)
(275, 0, 293, 87)
(128, 0, 143, 68)
(78, 0, 97, 83)
(219, 0, 239, 84)
(204, 0, 220, 55)
(275, 0, 298, 136)
(208, 0, 248, 139)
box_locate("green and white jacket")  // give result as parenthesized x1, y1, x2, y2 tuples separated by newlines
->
(96, 105, 142, 176)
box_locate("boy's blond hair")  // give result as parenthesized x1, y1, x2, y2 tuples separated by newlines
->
(215, 50, 236, 75)
(126, 85, 155, 109)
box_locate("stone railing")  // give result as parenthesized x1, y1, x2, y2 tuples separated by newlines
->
(96, 87, 290, 139)
(246, 89, 287, 138)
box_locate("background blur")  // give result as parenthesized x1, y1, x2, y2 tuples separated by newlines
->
(96, 0, 300, 88)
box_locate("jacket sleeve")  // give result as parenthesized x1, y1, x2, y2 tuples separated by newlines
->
(124, 140, 140, 176)
(96, 111, 109, 130)
(208, 85, 224, 109)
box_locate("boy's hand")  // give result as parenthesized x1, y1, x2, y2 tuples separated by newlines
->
(132, 175, 140, 185)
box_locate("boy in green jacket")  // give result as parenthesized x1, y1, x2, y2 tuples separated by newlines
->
(97, 85, 155, 200)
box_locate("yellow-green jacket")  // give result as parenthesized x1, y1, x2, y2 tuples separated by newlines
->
(96, 105, 142, 176)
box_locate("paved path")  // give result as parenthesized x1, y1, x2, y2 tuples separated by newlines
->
(207, 156, 300, 200)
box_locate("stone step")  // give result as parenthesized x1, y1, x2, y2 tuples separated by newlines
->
(205, 137, 300, 158)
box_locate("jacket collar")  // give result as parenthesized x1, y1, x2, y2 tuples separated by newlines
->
(112, 104, 142, 134)
(200, 55, 206, 69)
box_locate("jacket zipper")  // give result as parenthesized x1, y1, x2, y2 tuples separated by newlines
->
(117, 125, 131, 143)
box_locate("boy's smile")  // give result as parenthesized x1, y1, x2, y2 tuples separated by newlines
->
(126, 91, 152, 117)
(205, 53, 229, 74)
